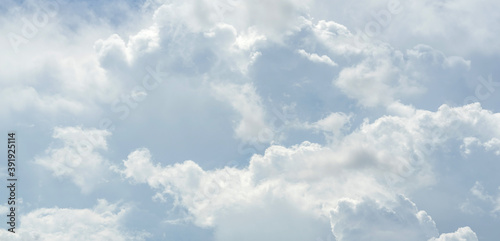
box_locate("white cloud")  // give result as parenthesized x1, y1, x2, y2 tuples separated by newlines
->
(0, 86, 86, 116)
(291, 19, 472, 109)
(297, 49, 337, 66)
(0, 200, 148, 241)
(461, 181, 500, 216)
(151, 0, 310, 42)
(0, 2, 131, 123)
(470, 181, 494, 202)
(118, 103, 500, 240)
(406, 45, 471, 70)
(298, 112, 352, 143)
(128, 25, 161, 56)
(234, 26, 266, 51)
(35, 126, 111, 193)
(94, 24, 161, 68)
(121, 148, 158, 183)
(203, 23, 264, 74)
(461, 137, 500, 156)
(309, 0, 500, 55)
(428, 227, 478, 241)
(94, 34, 131, 69)
(311, 20, 362, 55)
(309, 112, 351, 133)
(396, 0, 500, 55)
(331, 196, 438, 241)
(213, 199, 330, 241)
(3, 0, 500, 240)
(212, 83, 271, 144)
(334, 43, 469, 108)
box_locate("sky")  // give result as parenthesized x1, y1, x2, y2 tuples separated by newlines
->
(0, 0, 500, 240)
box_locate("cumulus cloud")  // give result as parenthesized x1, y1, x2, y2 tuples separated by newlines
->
(0, 2, 133, 128)
(288, 19, 471, 109)
(428, 227, 478, 241)
(331, 196, 438, 241)
(0, 200, 148, 241)
(94, 34, 131, 69)
(121, 148, 158, 183)
(298, 112, 352, 142)
(461, 137, 500, 156)
(297, 49, 337, 66)
(308, 112, 351, 133)
(310, 0, 500, 55)
(5, 0, 500, 240)
(334, 43, 470, 108)
(118, 103, 500, 240)
(35, 126, 111, 193)
(212, 83, 271, 144)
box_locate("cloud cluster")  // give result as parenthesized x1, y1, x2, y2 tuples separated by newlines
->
(331, 196, 438, 241)
(429, 227, 478, 241)
(35, 126, 111, 193)
(0, 200, 147, 241)
(5, 0, 500, 239)
(118, 103, 500, 240)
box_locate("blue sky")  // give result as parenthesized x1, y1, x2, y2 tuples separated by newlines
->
(1, 0, 500, 240)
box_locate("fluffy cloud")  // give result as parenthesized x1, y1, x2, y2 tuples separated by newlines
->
(121, 147, 158, 183)
(334, 43, 469, 108)
(429, 227, 478, 241)
(300, 112, 352, 142)
(212, 83, 271, 143)
(310, 0, 500, 55)
(0, 0, 129, 123)
(297, 49, 337, 66)
(461, 181, 500, 216)
(0, 200, 148, 241)
(0, 0, 489, 121)
(4, 0, 500, 240)
(0, 86, 85, 116)
(35, 126, 111, 193)
(118, 103, 500, 240)
(150, 0, 310, 41)
(252, 18, 471, 110)
(461, 137, 500, 156)
(331, 196, 438, 241)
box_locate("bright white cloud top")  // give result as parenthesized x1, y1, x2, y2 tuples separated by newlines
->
(1, 0, 499, 240)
